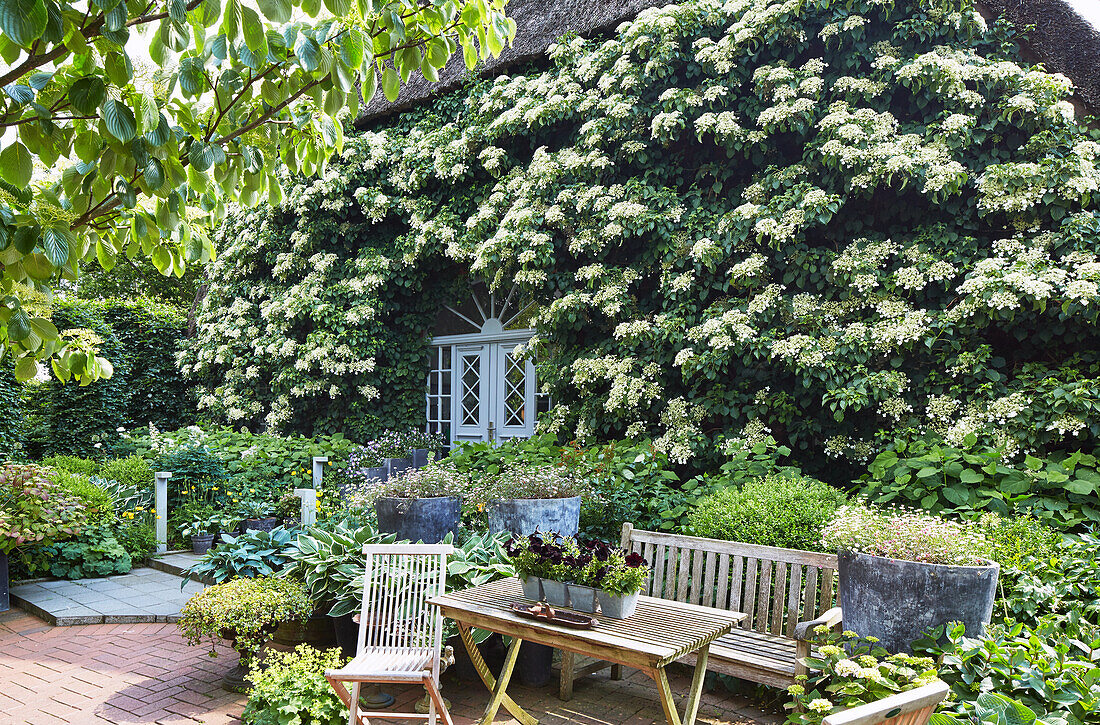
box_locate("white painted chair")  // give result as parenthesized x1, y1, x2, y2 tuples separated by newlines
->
(822, 680, 950, 725)
(325, 543, 455, 725)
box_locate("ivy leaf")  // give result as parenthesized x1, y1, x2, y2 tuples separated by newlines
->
(0, 142, 33, 187)
(101, 98, 136, 141)
(0, 0, 48, 48)
(67, 76, 106, 115)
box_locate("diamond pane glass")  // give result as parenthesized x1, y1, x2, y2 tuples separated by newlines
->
(504, 353, 526, 427)
(461, 354, 480, 426)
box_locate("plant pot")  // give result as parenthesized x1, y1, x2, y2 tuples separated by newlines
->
(0, 552, 8, 613)
(540, 578, 569, 608)
(598, 590, 639, 619)
(517, 641, 553, 687)
(375, 496, 461, 544)
(567, 584, 598, 613)
(362, 466, 388, 483)
(191, 533, 216, 554)
(272, 612, 339, 649)
(487, 496, 582, 538)
(331, 612, 359, 658)
(838, 550, 999, 653)
(241, 517, 280, 533)
(450, 633, 506, 682)
(385, 457, 413, 478)
(519, 575, 543, 600)
(411, 449, 433, 468)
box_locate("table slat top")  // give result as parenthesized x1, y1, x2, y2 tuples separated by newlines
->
(430, 578, 746, 667)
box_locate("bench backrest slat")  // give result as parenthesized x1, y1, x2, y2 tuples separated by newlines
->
(622, 524, 838, 637)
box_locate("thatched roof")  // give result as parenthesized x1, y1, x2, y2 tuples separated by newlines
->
(353, 0, 1100, 127)
(979, 0, 1100, 112)
(354, 0, 669, 127)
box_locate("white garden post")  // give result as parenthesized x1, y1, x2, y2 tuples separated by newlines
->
(294, 488, 318, 527)
(312, 456, 327, 488)
(155, 471, 172, 554)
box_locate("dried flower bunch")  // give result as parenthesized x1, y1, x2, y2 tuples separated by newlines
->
(821, 500, 992, 565)
(506, 533, 649, 595)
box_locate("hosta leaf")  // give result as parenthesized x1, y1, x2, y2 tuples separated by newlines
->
(0, 0, 48, 47)
(67, 76, 105, 115)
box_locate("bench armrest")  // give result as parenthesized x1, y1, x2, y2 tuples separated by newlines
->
(793, 606, 843, 641)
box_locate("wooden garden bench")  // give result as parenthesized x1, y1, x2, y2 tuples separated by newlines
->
(560, 524, 842, 699)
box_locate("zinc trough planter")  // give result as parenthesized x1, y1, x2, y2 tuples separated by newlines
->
(520, 575, 543, 600)
(375, 495, 461, 544)
(597, 590, 639, 619)
(567, 583, 598, 613)
(385, 457, 413, 479)
(487, 495, 581, 538)
(540, 578, 569, 608)
(241, 517, 280, 533)
(838, 550, 999, 653)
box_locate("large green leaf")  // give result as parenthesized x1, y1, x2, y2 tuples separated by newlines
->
(0, 0, 48, 47)
(101, 98, 136, 141)
(0, 142, 33, 187)
(42, 227, 72, 267)
(178, 56, 206, 95)
(257, 0, 290, 23)
(240, 6, 267, 55)
(381, 66, 399, 101)
(67, 77, 106, 115)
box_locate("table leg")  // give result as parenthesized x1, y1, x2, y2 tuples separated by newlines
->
(651, 645, 711, 725)
(481, 635, 522, 724)
(457, 624, 538, 725)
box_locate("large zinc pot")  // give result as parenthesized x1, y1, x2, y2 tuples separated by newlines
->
(375, 496, 461, 544)
(487, 496, 581, 538)
(838, 550, 999, 653)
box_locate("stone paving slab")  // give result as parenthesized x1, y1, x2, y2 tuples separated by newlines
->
(0, 608, 781, 725)
(10, 568, 204, 626)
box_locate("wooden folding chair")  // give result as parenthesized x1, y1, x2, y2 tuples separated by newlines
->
(822, 680, 950, 725)
(325, 543, 455, 725)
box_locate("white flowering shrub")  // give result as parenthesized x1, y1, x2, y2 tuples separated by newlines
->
(187, 0, 1100, 483)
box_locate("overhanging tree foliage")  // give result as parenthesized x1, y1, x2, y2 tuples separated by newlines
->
(0, 0, 516, 383)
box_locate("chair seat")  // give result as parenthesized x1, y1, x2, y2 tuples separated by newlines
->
(329, 647, 436, 680)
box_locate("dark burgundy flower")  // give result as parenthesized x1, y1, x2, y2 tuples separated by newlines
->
(625, 552, 647, 568)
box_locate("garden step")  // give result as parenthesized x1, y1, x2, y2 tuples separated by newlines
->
(145, 551, 204, 579)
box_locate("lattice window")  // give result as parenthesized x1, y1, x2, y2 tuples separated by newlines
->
(425, 346, 452, 439)
(503, 352, 527, 427)
(460, 352, 481, 427)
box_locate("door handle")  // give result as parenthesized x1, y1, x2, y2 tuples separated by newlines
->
(488, 422, 496, 441)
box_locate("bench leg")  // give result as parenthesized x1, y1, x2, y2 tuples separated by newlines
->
(610, 664, 623, 680)
(559, 650, 575, 701)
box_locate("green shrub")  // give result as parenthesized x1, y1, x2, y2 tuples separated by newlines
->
(689, 475, 847, 552)
(99, 455, 153, 494)
(1000, 532, 1100, 631)
(44, 526, 132, 579)
(976, 513, 1060, 573)
(42, 455, 99, 476)
(243, 645, 347, 725)
(51, 470, 114, 524)
(115, 523, 158, 561)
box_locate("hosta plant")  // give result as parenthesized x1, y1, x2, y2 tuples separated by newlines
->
(182, 526, 299, 585)
(0, 463, 86, 553)
(178, 577, 312, 666)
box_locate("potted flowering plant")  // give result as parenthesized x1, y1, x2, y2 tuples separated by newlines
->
(821, 501, 998, 653)
(179, 513, 231, 554)
(478, 464, 587, 537)
(591, 546, 649, 619)
(404, 430, 448, 468)
(178, 576, 313, 691)
(0, 463, 87, 611)
(351, 466, 466, 544)
(237, 497, 279, 532)
(345, 444, 387, 487)
(787, 628, 941, 723)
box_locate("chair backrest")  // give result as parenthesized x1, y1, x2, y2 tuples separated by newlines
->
(822, 680, 949, 725)
(621, 524, 838, 637)
(357, 543, 453, 656)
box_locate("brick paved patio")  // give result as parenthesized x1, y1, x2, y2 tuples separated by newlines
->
(0, 608, 781, 725)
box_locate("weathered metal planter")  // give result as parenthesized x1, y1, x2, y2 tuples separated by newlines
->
(520, 575, 543, 600)
(375, 496, 461, 544)
(191, 533, 216, 554)
(0, 552, 8, 613)
(272, 612, 339, 649)
(487, 496, 581, 538)
(597, 590, 639, 619)
(411, 449, 434, 468)
(567, 584, 598, 613)
(385, 457, 413, 479)
(241, 517, 280, 533)
(838, 550, 999, 653)
(540, 578, 569, 608)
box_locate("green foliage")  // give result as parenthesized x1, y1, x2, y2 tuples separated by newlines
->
(999, 532, 1100, 631)
(280, 522, 397, 617)
(0, 0, 516, 387)
(42, 455, 98, 476)
(0, 361, 23, 456)
(863, 438, 1100, 530)
(19, 298, 196, 459)
(0, 462, 86, 553)
(115, 522, 157, 561)
(915, 620, 1100, 725)
(183, 526, 300, 586)
(788, 629, 940, 724)
(52, 469, 114, 524)
(690, 474, 847, 551)
(179, 577, 312, 664)
(243, 645, 347, 725)
(99, 455, 153, 498)
(44, 524, 132, 579)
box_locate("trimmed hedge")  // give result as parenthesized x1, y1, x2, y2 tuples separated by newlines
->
(19, 298, 197, 458)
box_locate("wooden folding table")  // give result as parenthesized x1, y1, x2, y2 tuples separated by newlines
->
(429, 577, 746, 725)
